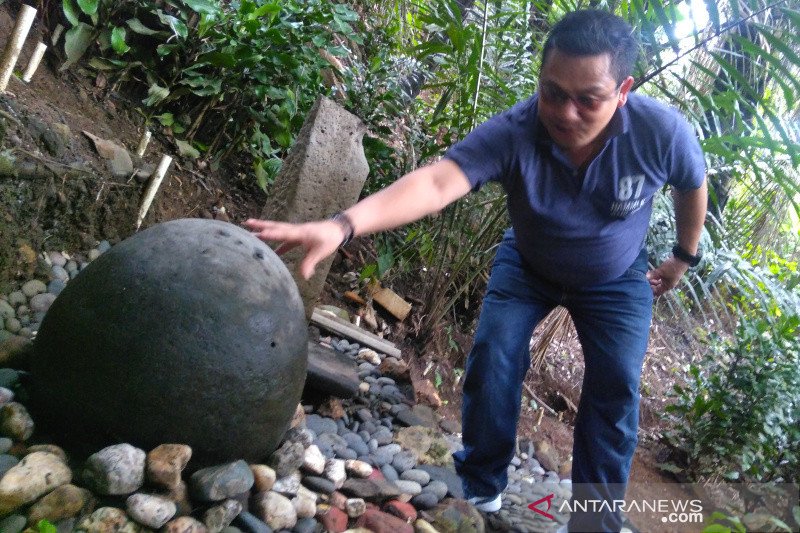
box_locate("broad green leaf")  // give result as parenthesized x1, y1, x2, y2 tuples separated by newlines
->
(249, 2, 280, 21)
(155, 113, 174, 126)
(126, 18, 162, 36)
(62, 0, 80, 27)
(254, 160, 269, 191)
(59, 23, 94, 71)
(157, 12, 188, 39)
(76, 0, 97, 16)
(143, 83, 170, 107)
(110, 27, 130, 55)
(175, 139, 200, 159)
(181, 0, 219, 15)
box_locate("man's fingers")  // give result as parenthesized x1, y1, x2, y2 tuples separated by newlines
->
(274, 241, 300, 255)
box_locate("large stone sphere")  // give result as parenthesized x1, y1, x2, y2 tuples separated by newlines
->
(31, 218, 308, 466)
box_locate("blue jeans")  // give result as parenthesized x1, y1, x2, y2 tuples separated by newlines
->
(453, 233, 653, 532)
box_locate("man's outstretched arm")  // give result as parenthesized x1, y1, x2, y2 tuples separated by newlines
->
(244, 159, 473, 279)
(646, 179, 708, 296)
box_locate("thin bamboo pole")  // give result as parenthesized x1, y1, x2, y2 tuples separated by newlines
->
(22, 42, 47, 83)
(136, 131, 152, 157)
(0, 4, 38, 93)
(136, 155, 172, 230)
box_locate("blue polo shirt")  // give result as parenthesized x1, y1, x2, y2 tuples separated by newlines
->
(444, 92, 705, 287)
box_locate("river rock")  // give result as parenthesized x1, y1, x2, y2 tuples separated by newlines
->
(126, 493, 177, 528)
(163, 516, 209, 533)
(249, 464, 276, 493)
(291, 486, 317, 519)
(76, 506, 141, 532)
(302, 444, 325, 475)
(251, 491, 297, 530)
(355, 508, 414, 533)
(231, 511, 270, 533)
(204, 499, 242, 532)
(0, 402, 34, 441)
(269, 441, 305, 478)
(0, 452, 72, 514)
(190, 460, 254, 502)
(146, 444, 192, 488)
(324, 458, 347, 489)
(340, 478, 402, 502)
(27, 483, 93, 525)
(83, 444, 145, 495)
(21, 280, 46, 298)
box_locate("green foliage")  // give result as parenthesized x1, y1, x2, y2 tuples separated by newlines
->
(59, 0, 364, 188)
(35, 520, 58, 533)
(664, 314, 800, 483)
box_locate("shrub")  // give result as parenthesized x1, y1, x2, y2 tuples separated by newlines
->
(665, 314, 800, 483)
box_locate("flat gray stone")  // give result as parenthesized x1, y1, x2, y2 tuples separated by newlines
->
(305, 342, 360, 398)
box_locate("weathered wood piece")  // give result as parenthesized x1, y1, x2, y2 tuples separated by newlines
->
(310, 308, 401, 359)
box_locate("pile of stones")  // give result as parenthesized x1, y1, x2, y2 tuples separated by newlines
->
(0, 244, 574, 533)
(0, 243, 110, 343)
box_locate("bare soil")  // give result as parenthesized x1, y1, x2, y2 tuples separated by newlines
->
(0, 2, 264, 292)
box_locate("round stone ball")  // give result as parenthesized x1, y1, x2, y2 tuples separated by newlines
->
(31, 219, 308, 466)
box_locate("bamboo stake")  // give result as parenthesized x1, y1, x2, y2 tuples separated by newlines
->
(51, 24, 64, 45)
(136, 154, 172, 230)
(22, 42, 47, 83)
(0, 4, 37, 93)
(136, 130, 152, 157)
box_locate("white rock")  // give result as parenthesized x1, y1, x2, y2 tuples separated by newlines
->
(357, 348, 381, 365)
(84, 443, 146, 495)
(302, 444, 326, 475)
(324, 458, 347, 489)
(48, 252, 67, 267)
(250, 464, 276, 492)
(126, 493, 176, 528)
(345, 459, 373, 478)
(345, 498, 366, 518)
(272, 471, 301, 496)
(252, 491, 297, 530)
(292, 485, 317, 519)
(0, 452, 72, 514)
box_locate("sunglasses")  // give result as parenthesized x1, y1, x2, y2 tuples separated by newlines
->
(538, 82, 623, 112)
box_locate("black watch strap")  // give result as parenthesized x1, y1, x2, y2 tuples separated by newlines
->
(331, 212, 355, 247)
(672, 244, 702, 267)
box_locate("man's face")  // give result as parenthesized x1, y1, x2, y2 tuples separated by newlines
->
(537, 49, 633, 153)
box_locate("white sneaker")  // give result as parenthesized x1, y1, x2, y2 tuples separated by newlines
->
(467, 493, 502, 513)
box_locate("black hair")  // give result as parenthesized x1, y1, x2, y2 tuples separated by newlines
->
(542, 9, 639, 83)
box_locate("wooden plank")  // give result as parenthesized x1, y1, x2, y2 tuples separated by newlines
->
(311, 309, 402, 358)
(372, 287, 412, 321)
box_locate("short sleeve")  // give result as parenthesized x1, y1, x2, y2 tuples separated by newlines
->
(666, 117, 706, 190)
(443, 112, 516, 192)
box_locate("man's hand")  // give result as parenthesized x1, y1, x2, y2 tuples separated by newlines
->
(646, 256, 690, 297)
(244, 219, 345, 280)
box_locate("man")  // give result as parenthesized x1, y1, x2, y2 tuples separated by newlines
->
(245, 9, 706, 532)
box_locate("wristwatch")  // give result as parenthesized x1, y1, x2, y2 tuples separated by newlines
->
(672, 244, 702, 267)
(330, 212, 355, 247)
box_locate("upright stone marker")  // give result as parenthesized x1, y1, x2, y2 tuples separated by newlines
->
(261, 96, 369, 318)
